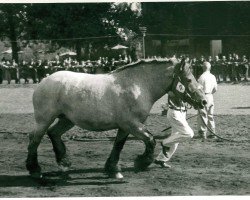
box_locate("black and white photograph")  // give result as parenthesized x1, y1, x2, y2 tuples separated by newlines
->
(0, 0, 249, 197)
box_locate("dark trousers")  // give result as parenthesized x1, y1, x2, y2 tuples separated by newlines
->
(242, 65, 249, 80)
(0, 69, 3, 84)
(11, 68, 19, 83)
(21, 69, 29, 83)
(37, 69, 45, 83)
(5, 69, 11, 84)
(232, 66, 241, 82)
(29, 69, 37, 83)
(214, 65, 220, 82)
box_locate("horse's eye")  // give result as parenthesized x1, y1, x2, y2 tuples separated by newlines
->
(187, 79, 192, 83)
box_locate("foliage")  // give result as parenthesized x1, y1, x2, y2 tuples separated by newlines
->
(0, 3, 142, 61)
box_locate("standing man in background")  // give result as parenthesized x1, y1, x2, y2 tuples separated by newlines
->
(197, 62, 217, 140)
(241, 55, 249, 82)
(214, 55, 221, 83)
(195, 55, 205, 79)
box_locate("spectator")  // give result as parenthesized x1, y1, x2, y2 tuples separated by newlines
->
(20, 60, 29, 84)
(196, 55, 205, 79)
(197, 62, 217, 140)
(37, 59, 45, 82)
(11, 59, 19, 84)
(4, 60, 12, 84)
(241, 55, 249, 82)
(232, 54, 241, 83)
(0, 62, 3, 84)
(221, 56, 227, 82)
(214, 55, 221, 83)
(227, 54, 234, 82)
(29, 59, 37, 83)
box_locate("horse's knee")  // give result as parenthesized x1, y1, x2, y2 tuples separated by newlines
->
(145, 130, 156, 152)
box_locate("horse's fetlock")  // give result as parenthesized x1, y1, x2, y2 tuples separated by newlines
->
(57, 155, 71, 168)
(26, 159, 41, 174)
(105, 158, 121, 173)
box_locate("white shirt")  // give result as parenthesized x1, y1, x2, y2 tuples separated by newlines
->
(198, 71, 217, 94)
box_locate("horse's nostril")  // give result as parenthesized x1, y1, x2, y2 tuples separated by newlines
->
(202, 100, 207, 105)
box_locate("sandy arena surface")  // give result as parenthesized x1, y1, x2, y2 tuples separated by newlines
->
(0, 83, 249, 197)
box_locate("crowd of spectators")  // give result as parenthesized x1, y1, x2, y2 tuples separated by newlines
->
(0, 54, 133, 84)
(0, 52, 249, 84)
(190, 53, 249, 83)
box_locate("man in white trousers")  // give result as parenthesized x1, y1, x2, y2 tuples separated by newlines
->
(197, 61, 217, 139)
(154, 90, 194, 168)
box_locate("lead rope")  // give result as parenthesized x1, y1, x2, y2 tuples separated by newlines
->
(197, 109, 239, 143)
(160, 108, 245, 143)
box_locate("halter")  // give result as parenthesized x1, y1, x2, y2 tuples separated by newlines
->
(170, 59, 204, 110)
(170, 72, 196, 109)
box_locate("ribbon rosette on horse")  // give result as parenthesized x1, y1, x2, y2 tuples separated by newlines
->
(26, 58, 207, 179)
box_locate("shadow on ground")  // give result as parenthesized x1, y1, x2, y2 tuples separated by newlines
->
(0, 167, 136, 187)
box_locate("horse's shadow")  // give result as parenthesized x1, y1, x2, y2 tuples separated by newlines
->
(0, 167, 135, 187)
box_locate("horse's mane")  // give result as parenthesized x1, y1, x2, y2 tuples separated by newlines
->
(109, 58, 178, 74)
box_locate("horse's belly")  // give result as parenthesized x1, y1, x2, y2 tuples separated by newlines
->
(66, 108, 118, 131)
(76, 120, 117, 131)
(60, 96, 119, 131)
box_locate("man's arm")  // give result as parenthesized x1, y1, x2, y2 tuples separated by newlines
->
(212, 76, 217, 94)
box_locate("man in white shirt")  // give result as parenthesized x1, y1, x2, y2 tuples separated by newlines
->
(197, 61, 217, 139)
(154, 91, 194, 168)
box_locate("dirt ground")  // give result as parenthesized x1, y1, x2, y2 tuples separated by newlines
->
(0, 83, 249, 197)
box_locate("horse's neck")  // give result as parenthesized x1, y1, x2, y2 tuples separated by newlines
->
(144, 63, 174, 102)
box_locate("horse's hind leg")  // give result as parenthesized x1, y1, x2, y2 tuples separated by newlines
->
(47, 117, 74, 171)
(105, 128, 129, 179)
(26, 123, 51, 178)
(122, 122, 156, 171)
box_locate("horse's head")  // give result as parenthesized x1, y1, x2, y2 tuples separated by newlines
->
(171, 58, 207, 109)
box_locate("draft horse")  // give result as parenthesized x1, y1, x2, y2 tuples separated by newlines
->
(26, 58, 207, 179)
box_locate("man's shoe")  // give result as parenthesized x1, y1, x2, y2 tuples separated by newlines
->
(207, 135, 217, 139)
(154, 160, 171, 168)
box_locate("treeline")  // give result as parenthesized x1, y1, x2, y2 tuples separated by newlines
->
(0, 3, 142, 62)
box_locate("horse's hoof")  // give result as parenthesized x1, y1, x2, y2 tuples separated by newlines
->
(58, 156, 71, 171)
(108, 172, 124, 179)
(58, 165, 69, 172)
(134, 155, 153, 171)
(114, 172, 124, 179)
(30, 172, 43, 179)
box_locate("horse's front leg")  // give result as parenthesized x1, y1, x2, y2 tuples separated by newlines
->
(123, 122, 156, 172)
(105, 128, 128, 179)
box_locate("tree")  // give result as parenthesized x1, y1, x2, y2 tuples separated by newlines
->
(0, 4, 27, 62)
(25, 3, 142, 60)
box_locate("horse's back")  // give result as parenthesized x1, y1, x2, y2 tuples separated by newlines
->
(33, 71, 124, 130)
(33, 71, 114, 110)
